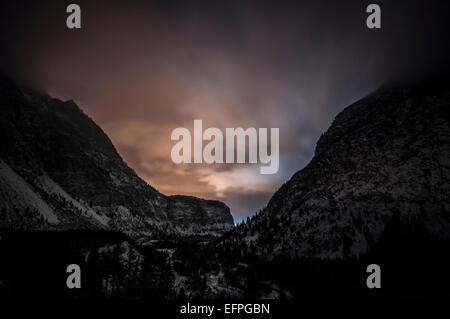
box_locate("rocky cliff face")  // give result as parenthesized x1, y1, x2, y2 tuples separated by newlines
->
(0, 77, 233, 239)
(221, 78, 450, 259)
(168, 195, 234, 236)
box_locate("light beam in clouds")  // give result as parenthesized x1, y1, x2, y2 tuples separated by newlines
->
(198, 166, 276, 198)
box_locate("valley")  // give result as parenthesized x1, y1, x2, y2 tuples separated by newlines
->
(1, 75, 450, 299)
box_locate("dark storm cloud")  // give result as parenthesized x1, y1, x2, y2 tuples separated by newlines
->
(1, 0, 449, 220)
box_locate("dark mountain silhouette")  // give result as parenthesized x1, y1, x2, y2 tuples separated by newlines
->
(0, 76, 234, 240)
(220, 78, 450, 259)
(179, 77, 450, 299)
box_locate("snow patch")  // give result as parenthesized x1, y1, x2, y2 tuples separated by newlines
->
(0, 160, 59, 224)
(39, 173, 110, 226)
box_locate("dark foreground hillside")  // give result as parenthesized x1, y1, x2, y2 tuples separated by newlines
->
(0, 230, 175, 299)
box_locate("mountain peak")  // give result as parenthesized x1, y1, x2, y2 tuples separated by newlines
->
(0, 79, 234, 239)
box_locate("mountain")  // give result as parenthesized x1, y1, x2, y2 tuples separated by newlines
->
(167, 195, 234, 236)
(0, 77, 234, 240)
(170, 78, 450, 299)
(218, 78, 450, 260)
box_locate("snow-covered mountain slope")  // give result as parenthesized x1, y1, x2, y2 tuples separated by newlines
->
(220, 79, 450, 259)
(0, 77, 233, 238)
(0, 159, 59, 226)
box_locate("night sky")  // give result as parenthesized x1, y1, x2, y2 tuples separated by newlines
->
(1, 0, 449, 222)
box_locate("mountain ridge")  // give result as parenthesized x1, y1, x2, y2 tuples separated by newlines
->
(217, 78, 450, 260)
(0, 76, 234, 239)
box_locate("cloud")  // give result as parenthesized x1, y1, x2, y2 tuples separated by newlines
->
(198, 166, 277, 198)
